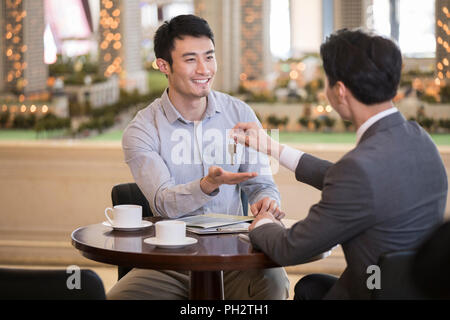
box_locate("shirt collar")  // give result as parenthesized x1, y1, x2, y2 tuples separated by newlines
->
(356, 107, 399, 144)
(161, 89, 221, 124)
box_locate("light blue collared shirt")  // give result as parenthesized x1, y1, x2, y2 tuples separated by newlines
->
(122, 89, 281, 219)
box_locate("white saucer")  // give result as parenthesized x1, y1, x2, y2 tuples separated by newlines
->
(144, 237, 198, 248)
(103, 220, 152, 231)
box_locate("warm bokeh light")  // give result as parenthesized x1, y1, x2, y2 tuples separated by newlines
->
(100, 0, 122, 78)
(289, 70, 299, 80)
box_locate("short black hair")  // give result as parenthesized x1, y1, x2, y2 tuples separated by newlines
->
(320, 29, 402, 105)
(154, 14, 215, 66)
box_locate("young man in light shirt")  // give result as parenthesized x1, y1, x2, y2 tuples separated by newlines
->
(232, 29, 448, 299)
(107, 14, 289, 300)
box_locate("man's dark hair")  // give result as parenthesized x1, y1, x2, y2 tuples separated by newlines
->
(320, 29, 402, 105)
(154, 14, 215, 66)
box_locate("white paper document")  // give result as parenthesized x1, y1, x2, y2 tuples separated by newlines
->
(186, 222, 251, 235)
(177, 213, 253, 234)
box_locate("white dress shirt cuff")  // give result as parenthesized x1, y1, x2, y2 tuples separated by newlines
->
(279, 145, 304, 172)
(253, 218, 275, 229)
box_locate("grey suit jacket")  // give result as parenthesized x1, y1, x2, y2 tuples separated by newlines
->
(249, 112, 448, 299)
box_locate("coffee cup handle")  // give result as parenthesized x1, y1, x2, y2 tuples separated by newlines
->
(105, 208, 114, 226)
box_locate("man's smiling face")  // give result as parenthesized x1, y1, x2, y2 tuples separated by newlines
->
(162, 35, 216, 101)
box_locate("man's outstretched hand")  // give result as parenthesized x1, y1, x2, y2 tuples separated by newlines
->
(200, 166, 257, 194)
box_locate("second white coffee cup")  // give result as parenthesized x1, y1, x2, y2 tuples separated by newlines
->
(104, 204, 142, 227)
(155, 220, 186, 244)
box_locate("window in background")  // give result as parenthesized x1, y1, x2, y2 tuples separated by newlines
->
(44, 0, 94, 58)
(371, 0, 435, 58)
(398, 0, 435, 58)
(163, 2, 194, 21)
(141, 2, 158, 29)
(270, 0, 291, 59)
(371, 0, 391, 38)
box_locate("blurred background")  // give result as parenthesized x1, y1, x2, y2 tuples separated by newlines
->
(0, 0, 448, 297)
(0, 0, 449, 137)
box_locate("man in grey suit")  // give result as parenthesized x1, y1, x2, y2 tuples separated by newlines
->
(232, 29, 448, 299)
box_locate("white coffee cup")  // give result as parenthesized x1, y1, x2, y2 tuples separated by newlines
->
(104, 205, 142, 227)
(155, 220, 186, 244)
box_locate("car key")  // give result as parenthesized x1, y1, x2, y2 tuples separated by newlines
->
(228, 141, 237, 165)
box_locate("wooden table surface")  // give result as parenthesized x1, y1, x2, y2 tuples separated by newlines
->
(71, 217, 280, 299)
(71, 218, 279, 270)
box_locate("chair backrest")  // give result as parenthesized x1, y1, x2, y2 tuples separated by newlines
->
(372, 250, 428, 300)
(111, 183, 152, 280)
(411, 221, 450, 299)
(0, 268, 106, 300)
(111, 182, 249, 280)
(111, 183, 153, 217)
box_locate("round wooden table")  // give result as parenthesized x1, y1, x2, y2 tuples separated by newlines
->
(71, 217, 280, 300)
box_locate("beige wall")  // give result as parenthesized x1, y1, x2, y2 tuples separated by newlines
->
(0, 141, 449, 268)
(0, 141, 133, 265)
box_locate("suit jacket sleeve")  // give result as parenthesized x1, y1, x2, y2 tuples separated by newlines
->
(249, 157, 376, 266)
(295, 153, 334, 190)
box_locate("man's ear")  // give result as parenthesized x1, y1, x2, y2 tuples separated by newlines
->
(156, 58, 170, 75)
(335, 81, 348, 105)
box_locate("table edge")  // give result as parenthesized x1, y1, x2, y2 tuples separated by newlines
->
(71, 225, 280, 271)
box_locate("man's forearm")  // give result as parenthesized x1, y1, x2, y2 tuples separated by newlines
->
(266, 140, 284, 160)
(154, 179, 217, 218)
(200, 176, 220, 194)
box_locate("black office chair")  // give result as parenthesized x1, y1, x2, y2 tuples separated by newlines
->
(111, 183, 152, 280)
(0, 267, 106, 300)
(111, 182, 249, 280)
(411, 221, 450, 299)
(371, 250, 428, 300)
(111, 182, 153, 218)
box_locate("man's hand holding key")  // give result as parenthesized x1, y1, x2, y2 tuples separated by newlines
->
(229, 123, 285, 221)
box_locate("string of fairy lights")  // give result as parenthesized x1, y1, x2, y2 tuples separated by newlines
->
(241, 0, 264, 81)
(1, 0, 49, 115)
(99, 0, 123, 78)
(4, 0, 28, 91)
(436, 4, 450, 85)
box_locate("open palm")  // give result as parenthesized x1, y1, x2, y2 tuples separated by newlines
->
(206, 166, 257, 185)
